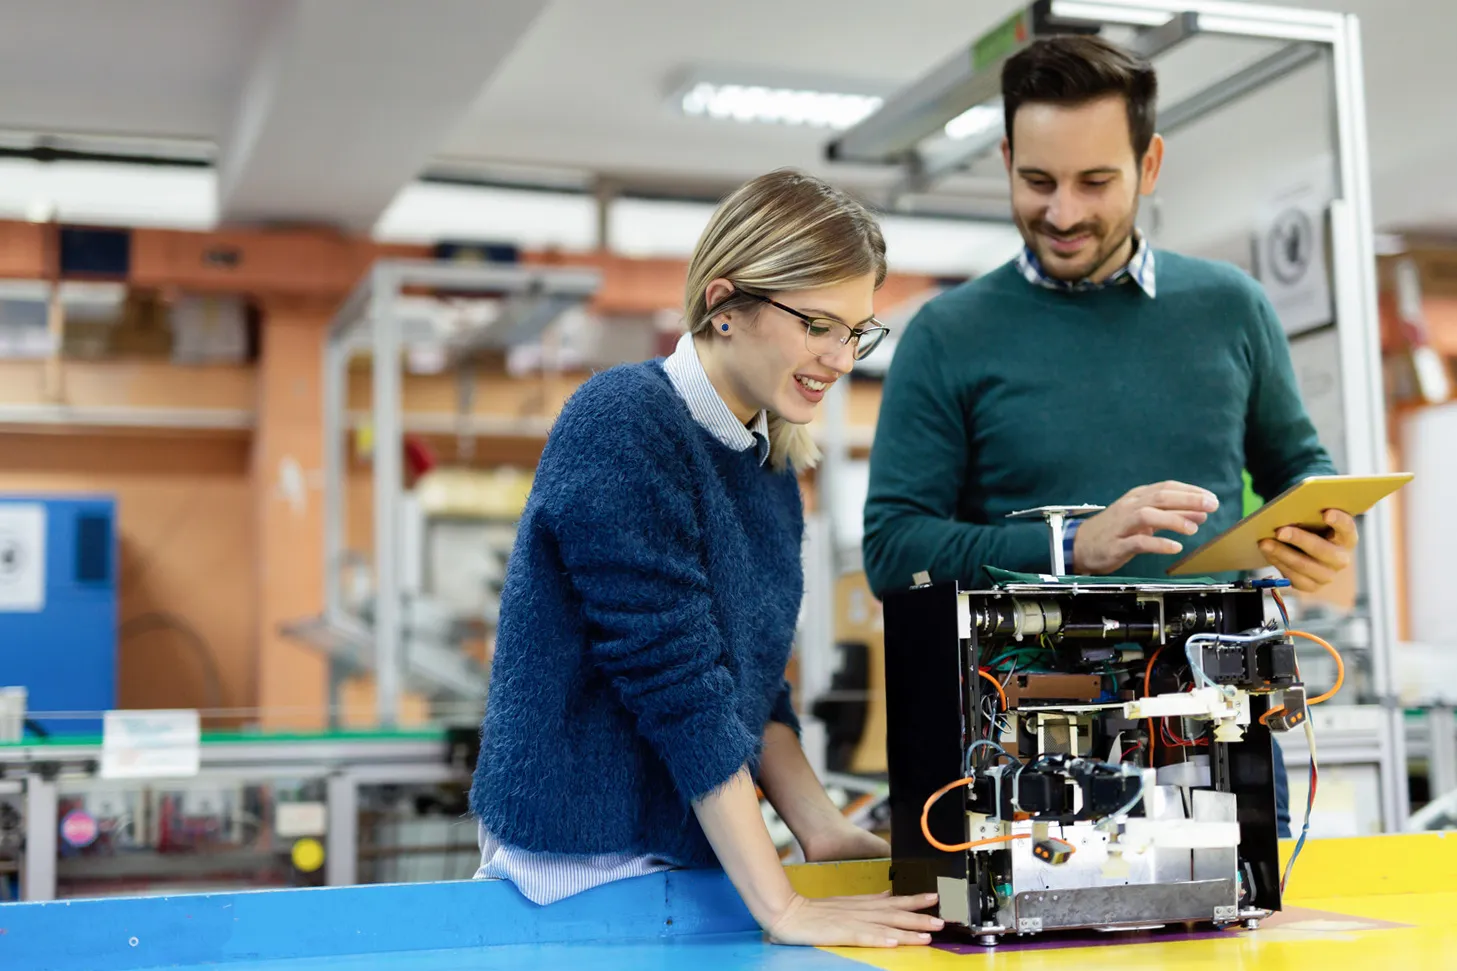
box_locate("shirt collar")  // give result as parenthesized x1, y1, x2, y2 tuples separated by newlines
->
(662, 332, 770, 466)
(1015, 231, 1157, 298)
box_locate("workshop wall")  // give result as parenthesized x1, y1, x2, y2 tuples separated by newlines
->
(0, 433, 254, 720)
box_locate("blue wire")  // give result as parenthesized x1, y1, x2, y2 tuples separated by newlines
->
(1281, 760, 1316, 894)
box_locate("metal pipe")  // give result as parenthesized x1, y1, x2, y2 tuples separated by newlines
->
(326, 773, 358, 887)
(1158, 42, 1323, 137)
(22, 774, 56, 901)
(323, 337, 346, 629)
(371, 265, 403, 728)
(1328, 11, 1407, 831)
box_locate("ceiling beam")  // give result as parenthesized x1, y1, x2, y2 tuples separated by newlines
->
(216, 0, 549, 232)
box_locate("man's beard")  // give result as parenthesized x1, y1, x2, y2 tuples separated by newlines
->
(1016, 204, 1139, 284)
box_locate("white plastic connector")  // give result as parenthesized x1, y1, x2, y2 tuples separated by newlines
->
(1125, 687, 1251, 743)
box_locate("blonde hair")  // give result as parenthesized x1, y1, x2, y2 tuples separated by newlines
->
(684, 169, 887, 473)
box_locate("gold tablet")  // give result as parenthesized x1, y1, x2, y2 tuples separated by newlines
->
(1166, 473, 1413, 576)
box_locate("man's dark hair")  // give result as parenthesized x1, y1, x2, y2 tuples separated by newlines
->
(1001, 35, 1158, 159)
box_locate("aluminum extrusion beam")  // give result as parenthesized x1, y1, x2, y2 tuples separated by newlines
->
(905, 10, 1200, 191)
(828, 0, 1346, 171)
(1158, 41, 1323, 136)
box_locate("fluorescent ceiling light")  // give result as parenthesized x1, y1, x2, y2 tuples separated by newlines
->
(679, 82, 883, 130)
(1049, 1, 1176, 27)
(373, 182, 597, 250)
(944, 105, 1001, 140)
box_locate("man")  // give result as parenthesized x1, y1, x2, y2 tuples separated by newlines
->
(862, 35, 1357, 836)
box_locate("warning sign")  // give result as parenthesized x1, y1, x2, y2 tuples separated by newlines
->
(0, 503, 45, 613)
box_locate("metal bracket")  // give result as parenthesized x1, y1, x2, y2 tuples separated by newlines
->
(1006, 504, 1105, 575)
(1017, 917, 1044, 934)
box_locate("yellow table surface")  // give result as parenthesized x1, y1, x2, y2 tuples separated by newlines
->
(785, 832, 1457, 970)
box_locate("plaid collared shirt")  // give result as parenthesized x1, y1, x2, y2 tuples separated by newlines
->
(1015, 232, 1157, 298)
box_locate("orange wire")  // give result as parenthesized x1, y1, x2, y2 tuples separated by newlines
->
(1143, 646, 1164, 760)
(919, 776, 1031, 853)
(1287, 629, 1344, 704)
(978, 668, 1009, 711)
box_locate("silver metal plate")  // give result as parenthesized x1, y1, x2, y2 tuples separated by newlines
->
(1008, 815, 1193, 892)
(937, 876, 972, 926)
(1191, 789, 1239, 882)
(1214, 905, 1240, 921)
(1014, 878, 1239, 931)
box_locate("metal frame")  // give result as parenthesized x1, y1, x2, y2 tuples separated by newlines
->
(6, 735, 457, 901)
(818, 0, 1407, 830)
(308, 259, 599, 727)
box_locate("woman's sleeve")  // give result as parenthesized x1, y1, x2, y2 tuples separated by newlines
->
(768, 679, 801, 737)
(543, 403, 757, 803)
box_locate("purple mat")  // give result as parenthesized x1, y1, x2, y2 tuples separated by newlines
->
(933, 921, 1240, 954)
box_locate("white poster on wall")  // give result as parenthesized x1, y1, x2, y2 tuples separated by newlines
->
(0, 502, 46, 613)
(1288, 326, 1347, 474)
(1252, 158, 1335, 338)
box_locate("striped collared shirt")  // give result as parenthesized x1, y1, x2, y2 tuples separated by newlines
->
(472, 332, 770, 905)
(663, 331, 771, 466)
(1015, 231, 1157, 298)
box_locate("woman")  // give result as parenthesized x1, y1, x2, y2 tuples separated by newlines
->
(469, 169, 941, 949)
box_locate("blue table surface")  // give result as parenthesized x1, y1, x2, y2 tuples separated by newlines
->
(0, 867, 868, 971)
(128, 934, 860, 971)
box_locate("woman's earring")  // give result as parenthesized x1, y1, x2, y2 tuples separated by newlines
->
(720, 322, 730, 332)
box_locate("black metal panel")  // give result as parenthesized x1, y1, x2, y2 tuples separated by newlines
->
(1220, 589, 1283, 912)
(883, 581, 968, 899)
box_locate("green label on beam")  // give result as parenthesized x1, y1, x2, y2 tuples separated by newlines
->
(972, 9, 1031, 71)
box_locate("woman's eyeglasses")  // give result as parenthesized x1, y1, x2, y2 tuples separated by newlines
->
(742, 292, 890, 361)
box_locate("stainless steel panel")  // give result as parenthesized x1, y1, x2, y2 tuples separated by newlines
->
(1014, 878, 1238, 931)
(1008, 820, 1191, 892)
(1191, 789, 1239, 882)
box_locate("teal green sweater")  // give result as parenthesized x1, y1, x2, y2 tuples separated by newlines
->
(862, 251, 1336, 596)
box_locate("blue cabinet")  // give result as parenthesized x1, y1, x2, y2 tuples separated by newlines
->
(0, 495, 117, 736)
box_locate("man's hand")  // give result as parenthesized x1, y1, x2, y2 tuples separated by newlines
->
(1072, 480, 1219, 575)
(1258, 509, 1358, 593)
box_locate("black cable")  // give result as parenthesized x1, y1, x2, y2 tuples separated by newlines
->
(118, 612, 224, 711)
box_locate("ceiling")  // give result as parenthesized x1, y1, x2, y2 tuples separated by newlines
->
(0, 0, 1450, 255)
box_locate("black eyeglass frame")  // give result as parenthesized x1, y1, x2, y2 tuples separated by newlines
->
(739, 291, 890, 361)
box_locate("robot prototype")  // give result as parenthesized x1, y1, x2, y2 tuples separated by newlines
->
(883, 573, 1331, 946)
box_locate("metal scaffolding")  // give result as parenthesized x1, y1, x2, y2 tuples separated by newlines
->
(285, 259, 601, 729)
(821, 1, 1408, 829)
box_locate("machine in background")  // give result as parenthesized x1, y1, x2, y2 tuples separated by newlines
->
(884, 576, 1332, 946)
(0, 495, 117, 737)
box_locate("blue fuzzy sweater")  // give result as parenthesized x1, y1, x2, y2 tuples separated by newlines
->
(469, 360, 804, 867)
